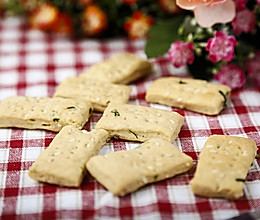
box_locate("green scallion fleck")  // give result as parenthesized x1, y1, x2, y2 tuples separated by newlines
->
(111, 109, 120, 116)
(42, 123, 50, 126)
(53, 118, 60, 122)
(154, 175, 158, 180)
(219, 90, 227, 107)
(67, 106, 76, 109)
(128, 129, 138, 139)
(235, 178, 246, 182)
(179, 80, 187, 84)
(89, 108, 93, 114)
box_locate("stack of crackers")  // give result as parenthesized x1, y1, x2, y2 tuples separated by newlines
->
(0, 53, 257, 200)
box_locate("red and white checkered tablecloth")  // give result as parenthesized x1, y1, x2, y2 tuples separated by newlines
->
(0, 17, 259, 220)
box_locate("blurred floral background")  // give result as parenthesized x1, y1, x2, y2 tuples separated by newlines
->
(0, 0, 259, 89)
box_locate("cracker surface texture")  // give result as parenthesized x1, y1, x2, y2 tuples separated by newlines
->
(54, 77, 131, 112)
(95, 103, 184, 142)
(80, 53, 152, 84)
(29, 126, 109, 187)
(191, 135, 257, 200)
(145, 77, 231, 115)
(87, 138, 193, 196)
(0, 96, 92, 132)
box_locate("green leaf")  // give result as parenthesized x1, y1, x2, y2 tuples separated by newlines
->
(145, 14, 185, 58)
(179, 16, 197, 37)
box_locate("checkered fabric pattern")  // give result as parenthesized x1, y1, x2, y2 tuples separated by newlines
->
(0, 17, 259, 220)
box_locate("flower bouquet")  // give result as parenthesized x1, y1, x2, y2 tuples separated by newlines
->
(145, 0, 260, 89)
(1, 0, 259, 89)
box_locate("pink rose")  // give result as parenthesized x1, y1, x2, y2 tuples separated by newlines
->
(231, 9, 256, 36)
(168, 41, 195, 68)
(176, 0, 236, 27)
(214, 64, 246, 90)
(206, 31, 237, 63)
(234, 0, 248, 10)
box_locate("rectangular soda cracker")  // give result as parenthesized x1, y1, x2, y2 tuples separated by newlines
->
(145, 77, 231, 115)
(0, 96, 92, 132)
(191, 135, 257, 200)
(29, 125, 109, 187)
(86, 138, 193, 196)
(95, 102, 184, 142)
(79, 53, 152, 84)
(54, 77, 131, 112)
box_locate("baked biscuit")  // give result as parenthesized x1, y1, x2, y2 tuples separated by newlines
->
(86, 138, 193, 196)
(191, 135, 257, 200)
(145, 77, 231, 115)
(29, 125, 109, 187)
(0, 96, 92, 132)
(79, 53, 152, 84)
(54, 77, 131, 112)
(95, 102, 184, 142)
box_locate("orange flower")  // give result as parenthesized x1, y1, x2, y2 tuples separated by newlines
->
(52, 13, 73, 35)
(124, 11, 153, 39)
(176, 0, 236, 27)
(29, 3, 59, 31)
(159, 0, 182, 14)
(82, 5, 108, 36)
